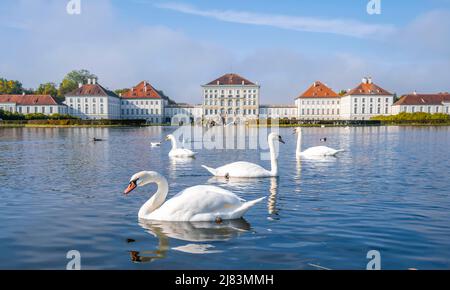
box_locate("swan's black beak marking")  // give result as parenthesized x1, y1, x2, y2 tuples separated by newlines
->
(279, 136, 285, 144)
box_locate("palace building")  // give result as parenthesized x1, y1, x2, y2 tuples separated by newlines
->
(295, 81, 341, 120)
(64, 78, 121, 119)
(0, 94, 66, 115)
(392, 92, 450, 115)
(120, 81, 168, 124)
(340, 77, 394, 120)
(201, 73, 260, 123)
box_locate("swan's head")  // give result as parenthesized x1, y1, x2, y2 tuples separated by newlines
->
(268, 132, 285, 144)
(165, 134, 175, 142)
(124, 171, 159, 195)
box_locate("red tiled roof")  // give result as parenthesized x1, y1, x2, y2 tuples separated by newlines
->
(205, 73, 256, 86)
(0, 95, 58, 105)
(394, 93, 450, 106)
(66, 84, 119, 98)
(121, 81, 162, 99)
(347, 79, 392, 96)
(297, 81, 339, 99)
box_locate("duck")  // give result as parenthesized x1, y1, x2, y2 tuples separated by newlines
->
(166, 134, 196, 157)
(124, 171, 265, 221)
(295, 128, 344, 157)
(202, 132, 284, 178)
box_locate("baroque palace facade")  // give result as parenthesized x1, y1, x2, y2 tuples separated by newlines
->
(2, 73, 449, 122)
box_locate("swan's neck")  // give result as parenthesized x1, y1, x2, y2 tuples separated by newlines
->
(268, 137, 278, 176)
(138, 174, 169, 219)
(296, 131, 301, 155)
(169, 137, 178, 150)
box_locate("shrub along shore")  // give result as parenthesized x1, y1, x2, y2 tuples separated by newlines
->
(1, 110, 450, 127)
(371, 112, 450, 125)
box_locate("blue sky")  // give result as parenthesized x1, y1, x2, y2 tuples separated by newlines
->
(1, 0, 450, 103)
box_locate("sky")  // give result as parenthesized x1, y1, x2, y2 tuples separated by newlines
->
(1, 0, 450, 104)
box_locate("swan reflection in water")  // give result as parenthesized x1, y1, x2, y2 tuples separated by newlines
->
(129, 219, 251, 263)
(267, 178, 279, 216)
(206, 176, 266, 190)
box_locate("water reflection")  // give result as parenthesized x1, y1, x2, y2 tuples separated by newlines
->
(132, 219, 251, 262)
(268, 178, 279, 216)
(206, 176, 263, 189)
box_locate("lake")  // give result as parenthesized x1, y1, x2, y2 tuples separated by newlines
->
(0, 126, 449, 269)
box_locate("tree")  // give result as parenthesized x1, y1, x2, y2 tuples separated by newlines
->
(0, 78, 24, 94)
(36, 82, 58, 97)
(338, 90, 347, 96)
(114, 88, 130, 96)
(58, 69, 98, 96)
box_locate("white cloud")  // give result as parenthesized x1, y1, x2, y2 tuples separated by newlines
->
(156, 2, 396, 39)
(0, 0, 449, 104)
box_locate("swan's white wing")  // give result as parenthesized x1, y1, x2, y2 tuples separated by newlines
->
(169, 148, 196, 157)
(147, 185, 244, 221)
(212, 161, 270, 178)
(301, 146, 342, 156)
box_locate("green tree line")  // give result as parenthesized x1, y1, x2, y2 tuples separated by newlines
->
(0, 69, 97, 103)
(372, 112, 450, 124)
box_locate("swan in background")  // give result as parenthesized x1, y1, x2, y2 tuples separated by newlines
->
(202, 132, 285, 178)
(166, 134, 196, 157)
(150, 142, 161, 147)
(124, 171, 265, 221)
(295, 128, 344, 157)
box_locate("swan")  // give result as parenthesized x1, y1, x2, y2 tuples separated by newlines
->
(202, 132, 285, 178)
(150, 142, 161, 147)
(295, 128, 344, 157)
(166, 134, 196, 157)
(124, 171, 265, 221)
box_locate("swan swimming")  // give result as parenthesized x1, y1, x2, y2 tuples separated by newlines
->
(150, 142, 161, 147)
(202, 132, 285, 178)
(166, 134, 196, 157)
(124, 171, 265, 221)
(295, 128, 344, 157)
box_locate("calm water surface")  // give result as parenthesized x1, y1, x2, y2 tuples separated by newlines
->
(0, 126, 449, 269)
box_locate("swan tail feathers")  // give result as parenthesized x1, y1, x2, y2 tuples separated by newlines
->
(202, 165, 218, 176)
(231, 197, 265, 218)
(335, 149, 345, 154)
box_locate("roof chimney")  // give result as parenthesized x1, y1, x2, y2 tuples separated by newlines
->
(362, 77, 368, 84)
(217, 80, 220, 85)
(413, 90, 417, 95)
(87, 78, 91, 85)
(78, 82, 83, 88)
(22, 92, 25, 96)
(368, 77, 372, 84)
(92, 78, 96, 85)
(144, 81, 147, 92)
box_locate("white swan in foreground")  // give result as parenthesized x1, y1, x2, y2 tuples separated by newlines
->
(202, 132, 284, 178)
(166, 134, 196, 157)
(295, 128, 344, 157)
(124, 171, 265, 221)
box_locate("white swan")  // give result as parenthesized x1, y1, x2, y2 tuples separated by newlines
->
(124, 171, 265, 221)
(150, 142, 161, 147)
(166, 134, 196, 157)
(202, 132, 285, 178)
(295, 128, 344, 157)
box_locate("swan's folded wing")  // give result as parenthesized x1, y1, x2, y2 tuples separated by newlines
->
(152, 185, 244, 221)
(215, 161, 269, 177)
